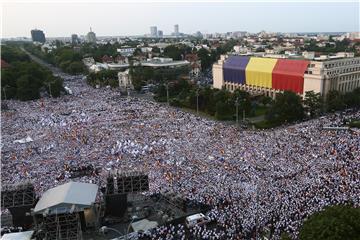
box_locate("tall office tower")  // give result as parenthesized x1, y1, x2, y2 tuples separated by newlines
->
(150, 26, 158, 37)
(174, 24, 179, 37)
(86, 27, 97, 43)
(71, 34, 79, 44)
(157, 30, 163, 38)
(31, 29, 46, 43)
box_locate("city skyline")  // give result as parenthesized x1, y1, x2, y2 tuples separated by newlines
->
(2, 1, 359, 38)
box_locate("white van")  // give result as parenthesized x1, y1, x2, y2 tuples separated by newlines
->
(185, 213, 210, 228)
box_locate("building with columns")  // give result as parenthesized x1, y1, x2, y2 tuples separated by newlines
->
(212, 54, 360, 98)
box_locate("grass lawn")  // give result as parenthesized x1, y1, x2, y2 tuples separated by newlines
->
(253, 120, 281, 129)
(348, 120, 360, 128)
(253, 105, 269, 117)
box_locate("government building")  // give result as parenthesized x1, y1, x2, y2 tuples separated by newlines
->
(212, 53, 360, 98)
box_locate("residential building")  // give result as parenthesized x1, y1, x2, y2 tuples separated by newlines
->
(102, 55, 114, 63)
(41, 43, 56, 53)
(31, 29, 46, 43)
(117, 47, 136, 56)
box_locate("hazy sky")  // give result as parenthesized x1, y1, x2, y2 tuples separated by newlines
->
(2, 1, 359, 38)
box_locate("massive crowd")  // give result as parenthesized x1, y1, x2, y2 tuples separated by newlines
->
(1, 72, 359, 240)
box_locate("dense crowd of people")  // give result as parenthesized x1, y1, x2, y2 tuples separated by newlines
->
(1, 71, 359, 240)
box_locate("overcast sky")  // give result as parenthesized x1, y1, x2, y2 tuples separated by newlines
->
(2, 1, 359, 38)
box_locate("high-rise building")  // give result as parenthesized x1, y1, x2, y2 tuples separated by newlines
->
(31, 29, 46, 43)
(174, 24, 179, 37)
(86, 27, 96, 43)
(150, 26, 158, 37)
(71, 34, 79, 44)
(194, 31, 203, 38)
(157, 30, 163, 38)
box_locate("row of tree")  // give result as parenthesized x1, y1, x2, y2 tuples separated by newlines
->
(162, 39, 238, 71)
(24, 43, 86, 74)
(86, 70, 118, 88)
(302, 38, 359, 55)
(154, 78, 360, 124)
(154, 81, 253, 120)
(130, 64, 190, 91)
(283, 205, 360, 240)
(257, 88, 360, 127)
(1, 45, 63, 101)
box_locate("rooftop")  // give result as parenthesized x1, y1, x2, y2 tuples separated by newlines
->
(34, 181, 98, 215)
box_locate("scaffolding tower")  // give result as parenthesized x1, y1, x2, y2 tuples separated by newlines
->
(41, 210, 82, 240)
(106, 171, 149, 195)
(1, 182, 36, 208)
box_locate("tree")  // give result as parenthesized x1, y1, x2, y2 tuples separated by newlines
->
(16, 75, 41, 101)
(304, 91, 324, 118)
(343, 88, 360, 108)
(66, 61, 85, 74)
(163, 45, 182, 60)
(151, 46, 161, 54)
(133, 48, 142, 56)
(1, 69, 18, 99)
(260, 96, 273, 106)
(2, 44, 64, 100)
(197, 48, 212, 71)
(280, 232, 292, 240)
(326, 90, 345, 112)
(299, 205, 360, 240)
(153, 84, 167, 102)
(129, 63, 144, 91)
(214, 89, 233, 120)
(215, 101, 232, 120)
(45, 76, 63, 97)
(266, 91, 304, 124)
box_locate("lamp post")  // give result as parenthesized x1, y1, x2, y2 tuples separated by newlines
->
(47, 81, 55, 98)
(125, 216, 137, 240)
(2, 85, 9, 100)
(196, 88, 199, 114)
(235, 97, 239, 126)
(166, 83, 169, 106)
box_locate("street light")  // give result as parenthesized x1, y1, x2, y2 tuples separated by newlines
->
(125, 216, 137, 240)
(2, 85, 10, 101)
(235, 97, 239, 126)
(166, 83, 169, 106)
(196, 88, 199, 114)
(47, 81, 55, 98)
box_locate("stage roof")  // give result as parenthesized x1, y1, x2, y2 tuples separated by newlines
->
(34, 181, 98, 215)
(1, 231, 34, 240)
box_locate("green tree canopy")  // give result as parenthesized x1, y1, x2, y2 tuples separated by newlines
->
(197, 48, 212, 71)
(1, 45, 64, 101)
(163, 45, 182, 60)
(266, 91, 305, 124)
(304, 91, 324, 118)
(299, 205, 360, 240)
(326, 90, 345, 111)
